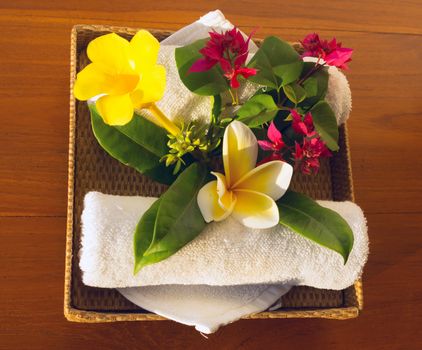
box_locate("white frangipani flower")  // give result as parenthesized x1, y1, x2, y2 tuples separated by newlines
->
(197, 121, 293, 229)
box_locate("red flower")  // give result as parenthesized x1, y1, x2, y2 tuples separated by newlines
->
(189, 27, 257, 88)
(291, 110, 314, 136)
(258, 122, 285, 164)
(301, 33, 324, 57)
(324, 39, 353, 70)
(293, 137, 331, 175)
(258, 121, 285, 151)
(301, 33, 353, 70)
(224, 66, 257, 89)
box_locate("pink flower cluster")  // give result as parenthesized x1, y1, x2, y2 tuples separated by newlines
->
(291, 110, 331, 175)
(301, 33, 353, 70)
(294, 137, 331, 175)
(258, 110, 331, 175)
(189, 28, 257, 88)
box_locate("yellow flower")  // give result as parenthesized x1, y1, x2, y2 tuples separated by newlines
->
(74, 30, 176, 132)
(197, 121, 293, 229)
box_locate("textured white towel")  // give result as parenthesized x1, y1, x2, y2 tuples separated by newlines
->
(79, 191, 368, 333)
(118, 284, 291, 334)
(80, 192, 368, 289)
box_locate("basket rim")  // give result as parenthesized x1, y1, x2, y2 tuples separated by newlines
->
(64, 24, 363, 323)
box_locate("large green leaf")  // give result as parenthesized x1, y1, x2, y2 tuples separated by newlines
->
(277, 191, 354, 263)
(134, 163, 208, 273)
(283, 82, 307, 104)
(248, 36, 304, 89)
(310, 101, 339, 151)
(274, 61, 305, 87)
(133, 198, 163, 272)
(299, 62, 329, 108)
(302, 76, 318, 97)
(175, 39, 229, 96)
(89, 104, 176, 185)
(236, 94, 279, 127)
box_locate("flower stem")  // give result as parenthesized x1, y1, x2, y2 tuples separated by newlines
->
(148, 103, 181, 136)
(228, 88, 237, 105)
(297, 63, 324, 85)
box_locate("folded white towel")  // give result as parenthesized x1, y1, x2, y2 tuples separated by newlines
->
(118, 284, 291, 334)
(80, 192, 368, 289)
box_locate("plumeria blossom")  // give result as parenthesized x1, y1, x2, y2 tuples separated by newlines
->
(197, 121, 293, 229)
(257, 121, 285, 163)
(301, 33, 353, 70)
(189, 27, 257, 88)
(74, 30, 170, 128)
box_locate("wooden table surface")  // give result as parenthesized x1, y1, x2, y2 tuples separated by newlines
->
(1, 1, 421, 349)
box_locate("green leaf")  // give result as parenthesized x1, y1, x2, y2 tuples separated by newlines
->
(302, 77, 318, 97)
(248, 36, 304, 89)
(89, 104, 176, 185)
(298, 63, 328, 108)
(133, 198, 163, 273)
(211, 94, 222, 123)
(133, 163, 208, 273)
(274, 61, 305, 87)
(236, 94, 279, 127)
(175, 39, 229, 96)
(283, 83, 307, 104)
(277, 191, 354, 263)
(310, 101, 339, 151)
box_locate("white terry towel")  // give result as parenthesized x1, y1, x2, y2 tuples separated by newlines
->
(118, 284, 292, 334)
(80, 191, 368, 333)
(80, 192, 368, 289)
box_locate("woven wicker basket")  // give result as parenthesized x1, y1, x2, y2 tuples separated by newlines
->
(64, 24, 363, 323)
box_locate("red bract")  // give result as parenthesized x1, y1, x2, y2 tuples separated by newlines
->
(291, 110, 314, 136)
(293, 137, 331, 175)
(301, 33, 353, 70)
(258, 122, 285, 151)
(189, 27, 257, 88)
(258, 122, 285, 164)
(324, 39, 353, 70)
(225, 66, 257, 89)
(301, 33, 323, 57)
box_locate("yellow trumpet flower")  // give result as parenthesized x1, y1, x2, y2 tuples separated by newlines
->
(197, 121, 293, 229)
(73, 30, 180, 135)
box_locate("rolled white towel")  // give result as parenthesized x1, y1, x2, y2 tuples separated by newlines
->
(80, 191, 368, 289)
(325, 65, 352, 125)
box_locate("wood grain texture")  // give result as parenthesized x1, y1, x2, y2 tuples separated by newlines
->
(0, 1, 421, 349)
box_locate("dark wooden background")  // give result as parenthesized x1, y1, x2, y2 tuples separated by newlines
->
(1, 1, 421, 349)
